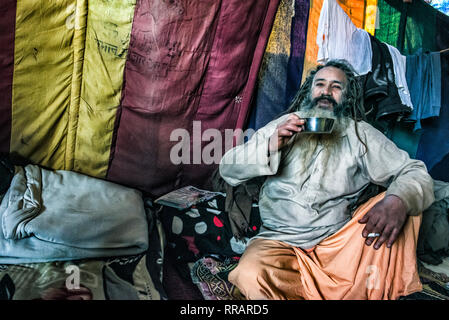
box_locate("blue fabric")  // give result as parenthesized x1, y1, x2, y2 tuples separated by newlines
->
(250, 52, 290, 131)
(388, 121, 422, 159)
(0, 165, 149, 264)
(405, 50, 442, 131)
(285, 0, 309, 106)
(415, 51, 449, 176)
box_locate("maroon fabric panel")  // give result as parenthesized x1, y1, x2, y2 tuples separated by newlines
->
(0, 1, 16, 153)
(182, 0, 281, 189)
(107, 0, 221, 196)
(107, 0, 279, 197)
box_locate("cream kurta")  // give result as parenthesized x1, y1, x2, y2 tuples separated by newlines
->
(219, 113, 435, 249)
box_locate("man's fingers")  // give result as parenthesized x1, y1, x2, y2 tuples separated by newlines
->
(373, 225, 393, 250)
(276, 124, 304, 139)
(386, 228, 401, 248)
(281, 123, 303, 133)
(361, 214, 379, 238)
(358, 214, 368, 224)
(358, 210, 372, 224)
(277, 128, 295, 138)
(286, 113, 302, 122)
(284, 115, 305, 127)
(363, 218, 385, 246)
(364, 223, 384, 246)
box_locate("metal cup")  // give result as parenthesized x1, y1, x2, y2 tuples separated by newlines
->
(302, 117, 335, 134)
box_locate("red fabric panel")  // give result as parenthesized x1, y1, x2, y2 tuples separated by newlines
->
(0, 1, 16, 153)
(107, 0, 278, 197)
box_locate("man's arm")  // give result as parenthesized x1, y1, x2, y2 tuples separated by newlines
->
(219, 113, 305, 186)
(356, 122, 435, 249)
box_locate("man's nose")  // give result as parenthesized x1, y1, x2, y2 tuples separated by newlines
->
(321, 84, 331, 95)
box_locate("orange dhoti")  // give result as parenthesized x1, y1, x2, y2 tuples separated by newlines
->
(228, 192, 423, 300)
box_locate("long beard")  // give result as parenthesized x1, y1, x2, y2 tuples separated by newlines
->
(292, 96, 351, 174)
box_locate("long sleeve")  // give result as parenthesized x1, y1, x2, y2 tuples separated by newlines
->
(219, 115, 288, 186)
(357, 122, 435, 215)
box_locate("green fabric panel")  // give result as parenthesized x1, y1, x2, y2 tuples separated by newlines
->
(376, 0, 437, 55)
(375, 0, 403, 47)
(403, 0, 437, 54)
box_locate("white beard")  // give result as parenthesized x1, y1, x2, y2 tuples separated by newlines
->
(293, 106, 351, 174)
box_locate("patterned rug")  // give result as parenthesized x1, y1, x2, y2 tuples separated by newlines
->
(191, 256, 243, 300)
(190, 256, 449, 300)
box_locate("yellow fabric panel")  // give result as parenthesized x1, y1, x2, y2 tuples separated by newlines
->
(74, 0, 135, 178)
(265, 0, 294, 56)
(364, 0, 378, 36)
(66, 1, 88, 171)
(301, 0, 371, 83)
(11, 0, 76, 169)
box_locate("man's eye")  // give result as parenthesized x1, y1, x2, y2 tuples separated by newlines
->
(315, 83, 324, 87)
(333, 86, 342, 90)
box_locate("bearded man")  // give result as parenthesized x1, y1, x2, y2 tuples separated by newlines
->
(219, 60, 435, 300)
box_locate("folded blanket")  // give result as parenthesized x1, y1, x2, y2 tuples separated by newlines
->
(0, 165, 149, 264)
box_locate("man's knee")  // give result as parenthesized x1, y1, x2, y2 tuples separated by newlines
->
(229, 260, 262, 286)
(228, 260, 270, 299)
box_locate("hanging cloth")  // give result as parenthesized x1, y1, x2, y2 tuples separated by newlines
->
(405, 50, 442, 131)
(316, 0, 372, 75)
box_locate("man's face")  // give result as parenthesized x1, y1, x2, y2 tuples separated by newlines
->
(310, 66, 347, 111)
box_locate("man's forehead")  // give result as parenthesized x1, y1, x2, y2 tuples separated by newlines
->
(313, 66, 347, 84)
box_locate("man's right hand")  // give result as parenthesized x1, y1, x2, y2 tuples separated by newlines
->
(268, 113, 305, 153)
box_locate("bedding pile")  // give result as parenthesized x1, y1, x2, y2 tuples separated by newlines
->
(0, 164, 149, 264)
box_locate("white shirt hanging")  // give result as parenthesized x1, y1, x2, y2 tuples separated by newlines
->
(317, 0, 372, 76)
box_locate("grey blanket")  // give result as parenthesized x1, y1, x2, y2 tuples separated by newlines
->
(0, 165, 149, 264)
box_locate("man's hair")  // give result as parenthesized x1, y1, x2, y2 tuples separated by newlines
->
(286, 59, 368, 152)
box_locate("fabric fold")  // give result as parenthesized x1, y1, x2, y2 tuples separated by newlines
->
(2, 165, 42, 240)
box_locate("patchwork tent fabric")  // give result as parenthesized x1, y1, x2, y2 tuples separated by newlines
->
(0, 0, 279, 198)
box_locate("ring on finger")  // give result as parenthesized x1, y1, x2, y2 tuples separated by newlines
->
(367, 232, 380, 238)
